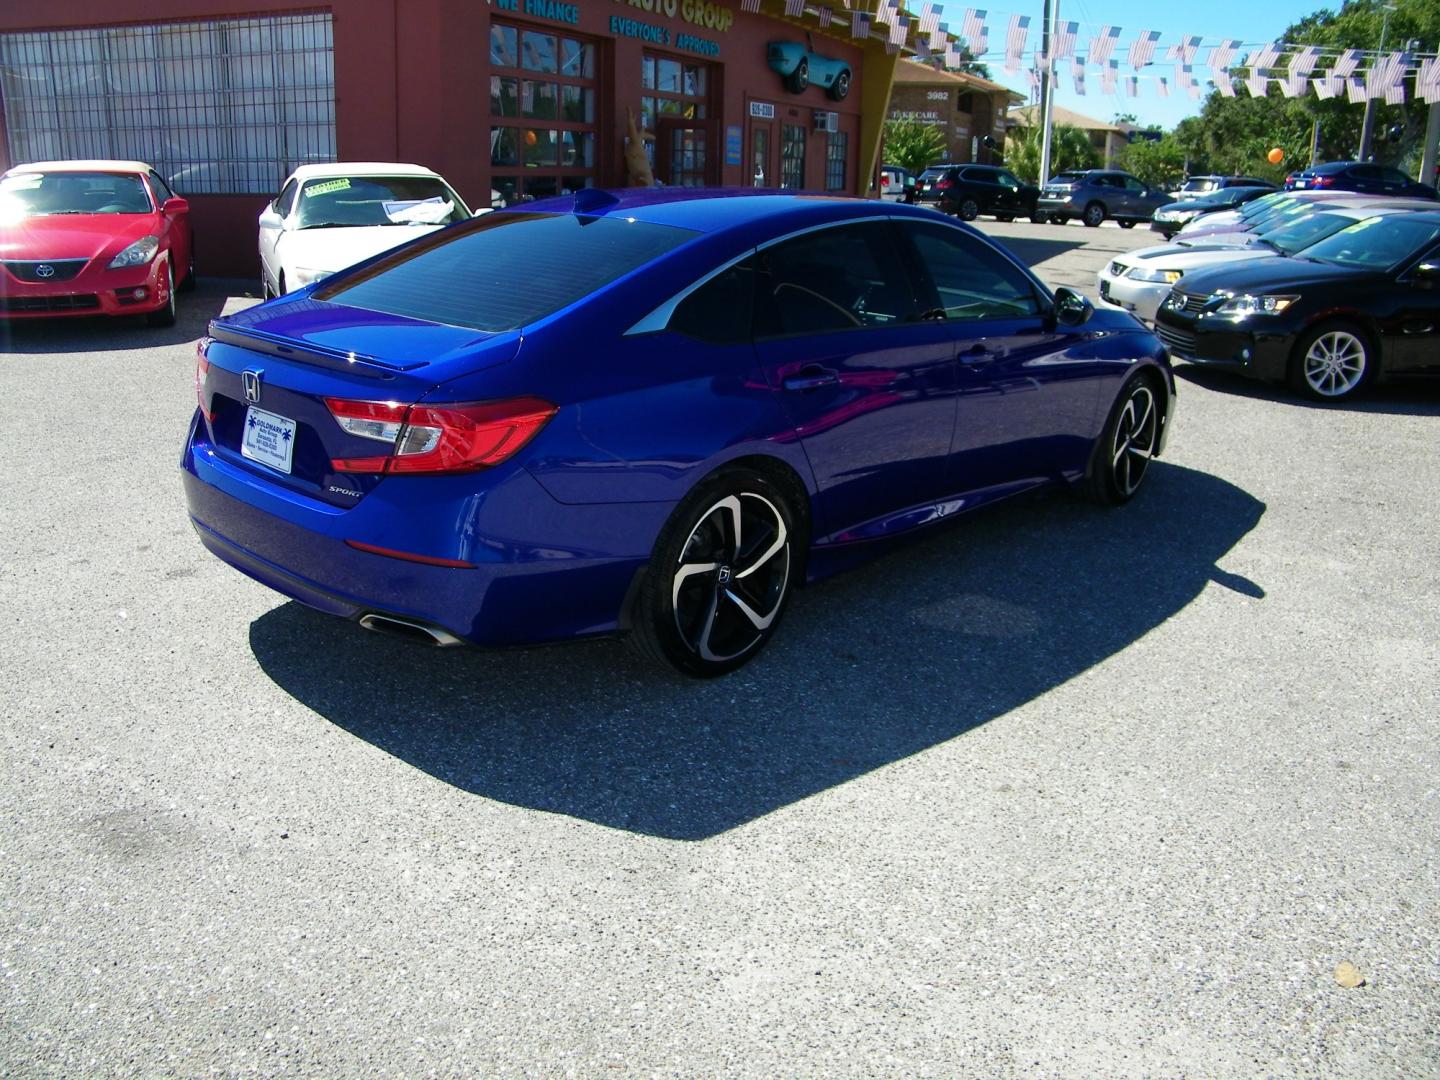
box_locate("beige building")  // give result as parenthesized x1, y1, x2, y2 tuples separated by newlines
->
(1009, 103, 1134, 168)
(886, 60, 1025, 166)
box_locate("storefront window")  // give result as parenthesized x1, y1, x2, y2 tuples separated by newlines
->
(640, 53, 709, 134)
(489, 19, 597, 206)
(825, 132, 848, 192)
(781, 124, 806, 189)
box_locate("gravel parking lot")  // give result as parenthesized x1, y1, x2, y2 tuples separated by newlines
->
(3, 220, 1438, 1078)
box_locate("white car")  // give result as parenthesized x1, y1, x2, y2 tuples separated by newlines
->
(258, 163, 475, 297)
(1098, 205, 1421, 323)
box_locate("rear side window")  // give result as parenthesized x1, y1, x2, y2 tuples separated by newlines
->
(754, 221, 920, 338)
(318, 212, 697, 332)
(668, 259, 757, 345)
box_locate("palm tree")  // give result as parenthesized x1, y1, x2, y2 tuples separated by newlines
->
(1004, 124, 1099, 185)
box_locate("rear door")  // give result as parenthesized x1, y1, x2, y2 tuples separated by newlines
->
(751, 219, 960, 535)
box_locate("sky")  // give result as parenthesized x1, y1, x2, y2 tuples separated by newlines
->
(936, 0, 1324, 129)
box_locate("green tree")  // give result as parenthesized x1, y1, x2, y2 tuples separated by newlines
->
(1119, 135, 1187, 188)
(882, 119, 947, 176)
(1004, 124, 1100, 184)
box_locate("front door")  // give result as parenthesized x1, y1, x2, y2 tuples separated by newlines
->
(750, 122, 773, 187)
(1388, 246, 1440, 373)
(779, 122, 807, 190)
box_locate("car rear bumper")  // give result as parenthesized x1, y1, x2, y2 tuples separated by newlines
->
(0, 257, 172, 318)
(1036, 196, 1077, 217)
(180, 412, 670, 646)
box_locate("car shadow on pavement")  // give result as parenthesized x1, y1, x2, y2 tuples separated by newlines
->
(0, 279, 247, 354)
(1175, 363, 1440, 416)
(249, 461, 1264, 842)
(989, 236, 1088, 267)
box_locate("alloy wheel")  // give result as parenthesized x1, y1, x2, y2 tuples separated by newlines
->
(1302, 330, 1367, 398)
(1110, 384, 1158, 497)
(671, 492, 791, 663)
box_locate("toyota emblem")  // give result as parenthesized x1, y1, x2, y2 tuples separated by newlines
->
(243, 369, 263, 403)
(34, 264, 55, 278)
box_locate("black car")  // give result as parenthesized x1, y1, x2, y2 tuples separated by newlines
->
(1154, 210, 1440, 401)
(1285, 160, 1438, 200)
(1037, 170, 1171, 228)
(932, 164, 1043, 222)
(1150, 185, 1279, 238)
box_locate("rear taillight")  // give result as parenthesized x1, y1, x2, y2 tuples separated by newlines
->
(326, 396, 557, 475)
(1312, 175, 1334, 188)
(936, 178, 953, 189)
(195, 339, 212, 421)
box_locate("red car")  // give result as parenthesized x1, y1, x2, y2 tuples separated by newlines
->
(0, 159, 194, 326)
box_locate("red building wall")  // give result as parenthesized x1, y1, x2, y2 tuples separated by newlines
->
(1, 1, 871, 277)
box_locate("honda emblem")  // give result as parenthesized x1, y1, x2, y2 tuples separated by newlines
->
(243, 369, 263, 403)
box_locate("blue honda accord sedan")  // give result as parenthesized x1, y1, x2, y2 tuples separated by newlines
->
(183, 189, 1175, 675)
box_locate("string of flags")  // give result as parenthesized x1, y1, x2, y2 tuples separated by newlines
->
(758, 1, 1440, 106)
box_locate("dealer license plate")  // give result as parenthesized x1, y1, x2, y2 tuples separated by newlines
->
(241, 405, 296, 474)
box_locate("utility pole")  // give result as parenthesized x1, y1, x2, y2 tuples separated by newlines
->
(1357, 3, 1396, 161)
(1038, 0, 1057, 185)
(1310, 117, 1322, 166)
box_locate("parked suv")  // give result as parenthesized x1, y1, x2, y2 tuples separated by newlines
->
(1038, 170, 1170, 228)
(1171, 175, 1275, 200)
(913, 164, 955, 204)
(1284, 160, 1437, 199)
(933, 164, 1043, 222)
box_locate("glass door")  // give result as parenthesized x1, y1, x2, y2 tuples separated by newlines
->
(750, 124, 771, 186)
(780, 123, 806, 189)
(656, 120, 710, 187)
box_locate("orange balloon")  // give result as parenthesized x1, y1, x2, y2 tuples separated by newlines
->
(525, 130, 538, 146)
(1267, 147, 1284, 165)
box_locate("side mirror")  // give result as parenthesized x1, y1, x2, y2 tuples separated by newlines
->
(161, 196, 189, 215)
(1053, 286, 1093, 327)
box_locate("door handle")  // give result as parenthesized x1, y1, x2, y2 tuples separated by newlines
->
(957, 344, 992, 364)
(783, 366, 839, 391)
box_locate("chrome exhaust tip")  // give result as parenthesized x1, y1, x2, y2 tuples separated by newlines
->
(358, 613, 464, 647)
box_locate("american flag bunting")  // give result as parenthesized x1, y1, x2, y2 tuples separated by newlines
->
(817, 6, 832, 28)
(1166, 35, 1202, 63)
(1053, 21, 1078, 61)
(1332, 49, 1362, 78)
(849, 10, 869, 39)
(1089, 26, 1120, 67)
(1073, 59, 1086, 95)
(961, 10, 988, 57)
(784, 0, 804, 17)
(1004, 14, 1030, 74)
(1421, 58, 1440, 104)
(1129, 30, 1160, 71)
(1099, 59, 1118, 94)
(917, 2, 942, 37)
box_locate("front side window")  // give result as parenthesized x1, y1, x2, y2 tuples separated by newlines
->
(755, 221, 920, 338)
(317, 212, 696, 333)
(296, 175, 469, 228)
(900, 222, 1041, 320)
(0, 171, 151, 215)
(149, 171, 177, 203)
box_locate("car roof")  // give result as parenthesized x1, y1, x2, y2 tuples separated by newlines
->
(4, 159, 154, 175)
(512, 188, 955, 235)
(286, 162, 443, 182)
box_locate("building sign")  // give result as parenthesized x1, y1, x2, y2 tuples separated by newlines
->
(750, 101, 775, 118)
(725, 125, 742, 166)
(611, 0, 734, 32)
(889, 109, 943, 125)
(608, 14, 719, 54)
(493, 0, 581, 23)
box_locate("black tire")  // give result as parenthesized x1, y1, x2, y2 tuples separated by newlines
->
(994, 213, 1014, 223)
(146, 263, 177, 327)
(178, 247, 196, 292)
(957, 198, 980, 221)
(628, 468, 800, 677)
(1084, 373, 1163, 505)
(277, 271, 286, 296)
(1049, 214, 1067, 225)
(787, 59, 809, 94)
(1030, 210, 1046, 224)
(1288, 321, 1374, 402)
(1083, 202, 1106, 228)
(830, 70, 850, 101)
(1118, 220, 1136, 230)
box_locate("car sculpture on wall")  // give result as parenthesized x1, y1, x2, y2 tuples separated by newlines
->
(257, 162, 473, 298)
(767, 35, 852, 99)
(185, 190, 1174, 676)
(0, 159, 194, 326)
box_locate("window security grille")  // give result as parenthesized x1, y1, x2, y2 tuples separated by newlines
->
(1, 13, 335, 195)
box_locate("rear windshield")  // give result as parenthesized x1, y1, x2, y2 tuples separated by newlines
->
(1182, 178, 1218, 193)
(1240, 193, 1292, 219)
(316, 211, 697, 332)
(1050, 172, 1084, 184)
